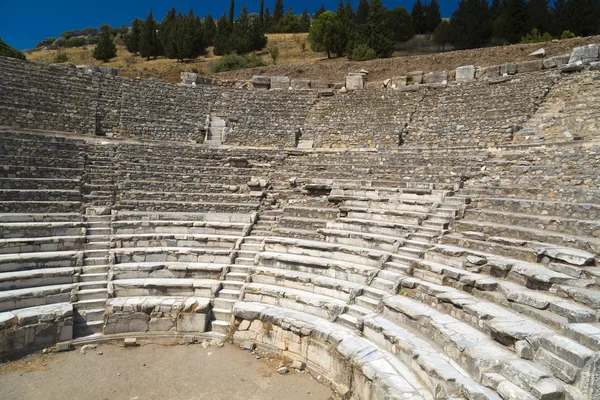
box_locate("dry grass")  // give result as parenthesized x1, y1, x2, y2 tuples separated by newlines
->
(25, 33, 327, 82)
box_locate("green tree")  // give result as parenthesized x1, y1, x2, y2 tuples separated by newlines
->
(332, 0, 356, 56)
(450, 0, 492, 49)
(432, 19, 452, 50)
(179, 9, 206, 61)
(277, 7, 300, 33)
(249, 13, 268, 51)
(360, 0, 394, 58)
(264, 7, 273, 32)
(411, 0, 427, 34)
(259, 0, 265, 26)
(61, 30, 80, 40)
(36, 38, 57, 48)
(299, 8, 311, 32)
(356, 0, 370, 25)
(140, 9, 160, 59)
(0, 37, 26, 60)
(561, 0, 600, 36)
(273, 0, 285, 25)
(203, 14, 217, 45)
(387, 6, 415, 42)
(497, 0, 528, 43)
(349, 43, 377, 61)
(213, 13, 233, 55)
(231, 5, 252, 53)
(160, 7, 178, 60)
(308, 11, 337, 58)
(229, 0, 235, 24)
(124, 18, 143, 54)
(93, 24, 117, 62)
(526, 0, 553, 35)
(425, 0, 442, 33)
(81, 27, 98, 36)
(314, 4, 327, 19)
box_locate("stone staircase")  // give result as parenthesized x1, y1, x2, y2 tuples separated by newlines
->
(73, 209, 112, 336)
(249, 209, 282, 238)
(205, 115, 226, 147)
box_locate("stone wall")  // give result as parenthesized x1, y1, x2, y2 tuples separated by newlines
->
(213, 89, 318, 147)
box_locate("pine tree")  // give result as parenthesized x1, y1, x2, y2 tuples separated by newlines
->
(561, 0, 600, 36)
(179, 9, 205, 61)
(229, 0, 235, 24)
(425, 0, 442, 33)
(231, 5, 252, 53)
(259, 0, 265, 27)
(361, 0, 394, 58)
(498, 0, 528, 43)
(299, 8, 311, 32)
(213, 13, 233, 55)
(490, 0, 504, 19)
(387, 6, 415, 42)
(412, 0, 427, 34)
(93, 24, 117, 62)
(203, 14, 217, 45)
(140, 9, 160, 59)
(432, 19, 451, 50)
(356, 0, 370, 25)
(314, 4, 327, 19)
(273, 0, 285, 25)
(249, 13, 268, 51)
(332, 0, 355, 56)
(160, 7, 178, 60)
(124, 18, 143, 54)
(450, 0, 492, 49)
(526, 0, 553, 34)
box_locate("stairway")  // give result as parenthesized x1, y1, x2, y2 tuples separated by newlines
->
(205, 115, 226, 147)
(73, 210, 112, 336)
(249, 209, 282, 238)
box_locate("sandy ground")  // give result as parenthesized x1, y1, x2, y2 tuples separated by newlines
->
(0, 340, 335, 400)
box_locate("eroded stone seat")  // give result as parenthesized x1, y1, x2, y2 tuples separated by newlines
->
(109, 278, 222, 298)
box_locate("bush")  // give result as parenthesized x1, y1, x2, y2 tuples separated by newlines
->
(519, 29, 553, 44)
(0, 38, 26, 60)
(210, 53, 266, 73)
(560, 30, 576, 40)
(348, 44, 377, 61)
(53, 51, 69, 63)
(269, 46, 280, 65)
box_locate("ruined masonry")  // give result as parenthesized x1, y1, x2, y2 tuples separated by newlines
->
(0, 43, 599, 400)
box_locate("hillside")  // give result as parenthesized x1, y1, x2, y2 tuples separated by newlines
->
(25, 34, 600, 84)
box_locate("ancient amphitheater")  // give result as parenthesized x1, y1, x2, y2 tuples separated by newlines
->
(0, 43, 599, 400)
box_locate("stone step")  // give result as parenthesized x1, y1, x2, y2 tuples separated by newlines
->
(336, 313, 361, 330)
(384, 261, 412, 275)
(213, 298, 237, 310)
(240, 243, 261, 251)
(81, 265, 109, 274)
(235, 257, 255, 266)
(83, 257, 108, 266)
(371, 277, 396, 292)
(79, 273, 108, 282)
(347, 304, 373, 318)
(236, 250, 257, 259)
(250, 230, 273, 236)
(212, 307, 232, 321)
(84, 249, 109, 258)
(78, 288, 107, 301)
(74, 320, 104, 336)
(355, 295, 379, 311)
(73, 298, 106, 310)
(222, 281, 244, 290)
(88, 227, 110, 235)
(85, 241, 112, 250)
(242, 237, 265, 244)
(229, 265, 251, 274)
(218, 289, 240, 300)
(76, 281, 107, 290)
(74, 308, 105, 323)
(226, 272, 248, 282)
(210, 320, 231, 334)
(363, 286, 390, 300)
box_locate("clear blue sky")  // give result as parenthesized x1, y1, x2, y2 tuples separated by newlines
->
(3, 1, 459, 50)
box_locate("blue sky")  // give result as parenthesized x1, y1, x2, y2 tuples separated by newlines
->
(3, 1, 460, 50)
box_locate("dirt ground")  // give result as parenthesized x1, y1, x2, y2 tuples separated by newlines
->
(0, 340, 335, 400)
(212, 35, 600, 83)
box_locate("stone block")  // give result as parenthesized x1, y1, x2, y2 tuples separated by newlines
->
(391, 76, 407, 87)
(270, 76, 291, 90)
(517, 60, 543, 74)
(580, 355, 600, 400)
(251, 76, 271, 90)
(365, 81, 384, 89)
(346, 74, 364, 90)
(500, 62, 517, 75)
(56, 342, 71, 352)
(124, 338, 137, 347)
(569, 44, 599, 64)
(590, 61, 600, 71)
(530, 48, 546, 57)
(177, 313, 208, 332)
(476, 65, 501, 79)
(311, 81, 329, 89)
(423, 71, 448, 84)
(456, 65, 476, 82)
(180, 72, 198, 84)
(149, 317, 175, 331)
(406, 71, 423, 84)
(543, 54, 570, 69)
(290, 79, 311, 90)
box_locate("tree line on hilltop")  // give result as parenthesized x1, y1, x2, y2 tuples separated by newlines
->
(30, 0, 600, 64)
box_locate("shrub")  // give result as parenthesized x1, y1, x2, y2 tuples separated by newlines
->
(0, 38, 26, 60)
(519, 29, 553, 44)
(269, 46, 280, 65)
(560, 30, 576, 40)
(53, 51, 69, 63)
(348, 44, 377, 62)
(210, 53, 266, 73)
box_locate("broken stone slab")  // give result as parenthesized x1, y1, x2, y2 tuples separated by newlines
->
(530, 48, 546, 58)
(124, 338, 137, 347)
(290, 360, 306, 370)
(560, 61, 585, 73)
(569, 44, 600, 64)
(534, 246, 594, 266)
(365, 81, 384, 89)
(270, 76, 291, 90)
(488, 76, 512, 84)
(500, 62, 517, 75)
(542, 54, 570, 69)
(290, 79, 311, 90)
(346, 74, 364, 90)
(456, 65, 476, 82)
(590, 61, 600, 71)
(476, 65, 501, 79)
(538, 335, 596, 368)
(319, 89, 334, 96)
(400, 85, 420, 92)
(391, 76, 407, 87)
(579, 354, 600, 400)
(406, 70, 424, 84)
(422, 71, 448, 84)
(251, 76, 270, 90)
(239, 319, 251, 331)
(517, 60, 543, 74)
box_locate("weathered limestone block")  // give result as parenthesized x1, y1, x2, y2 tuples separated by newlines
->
(476, 65, 501, 79)
(291, 79, 311, 90)
(365, 81, 384, 89)
(580, 355, 600, 400)
(346, 74, 364, 90)
(271, 76, 291, 90)
(517, 60, 543, 74)
(311, 81, 330, 89)
(177, 313, 208, 332)
(251, 76, 271, 90)
(535, 247, 594, 266)
(569, 44, 600, 64)
(530, 48, 546, 57)
(181, 72, 199, 84)
(406, 70, 424, 84)
(456, 65, 476, 82)
(391, 76, 407, 87)
(543, 54, 570, 69)
(423, 71, 448, 84)
(500, 62, 517, 75)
